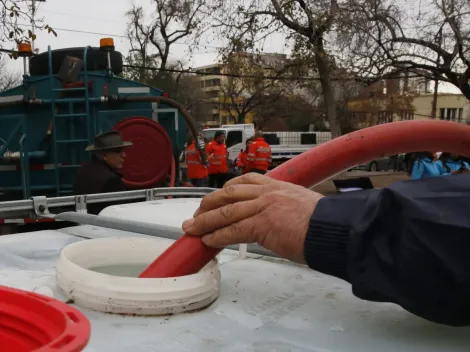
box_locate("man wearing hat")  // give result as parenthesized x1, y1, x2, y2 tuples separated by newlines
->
(206, 131, 229, 188)
(73, 131, 132, 215)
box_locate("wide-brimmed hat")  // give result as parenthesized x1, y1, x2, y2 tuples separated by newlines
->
(85, 131, 133, 152)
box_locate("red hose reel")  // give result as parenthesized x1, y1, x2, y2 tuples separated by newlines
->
(114, 117, 174, 189)
(139, 120, 470, 279)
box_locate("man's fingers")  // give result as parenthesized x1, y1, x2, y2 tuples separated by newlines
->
(224, 172, 276, 188)
(194, 184, 264, 217)
(201, 216, 260, 248)
(183, 199, 262, 235)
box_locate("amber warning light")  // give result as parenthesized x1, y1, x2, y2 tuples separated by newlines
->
(100, 38, 114, 48)
(17, 43, 32, 55)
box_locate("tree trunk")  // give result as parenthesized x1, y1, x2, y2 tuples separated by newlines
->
(431, 79, 439, 119)
(314, 45, 341, 138)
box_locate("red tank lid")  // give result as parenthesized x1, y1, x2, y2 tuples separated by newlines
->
(114, 117, 174, 188)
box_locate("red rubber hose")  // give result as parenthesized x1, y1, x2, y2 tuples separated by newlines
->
(138, 120, 470, 278)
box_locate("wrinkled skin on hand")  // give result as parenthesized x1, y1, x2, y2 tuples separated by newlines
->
(182, 173, 324, 264)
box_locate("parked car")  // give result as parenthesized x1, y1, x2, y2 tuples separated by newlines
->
(356, 154, 407, 172)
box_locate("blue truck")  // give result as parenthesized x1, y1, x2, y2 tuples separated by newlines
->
(0, 40, 196, 202)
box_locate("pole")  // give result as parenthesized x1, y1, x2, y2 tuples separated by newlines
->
(431, 27, 443, 119)
(31, 0, 35, 52)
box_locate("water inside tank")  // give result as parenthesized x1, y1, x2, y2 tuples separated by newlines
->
(89, 263, 149, 277)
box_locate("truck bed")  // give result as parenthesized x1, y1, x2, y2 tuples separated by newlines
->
(0, 198, 469, 351)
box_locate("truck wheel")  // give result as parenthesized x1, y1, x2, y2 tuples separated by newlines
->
(368, 161, 378, 172)
(29, 47, 123, 76)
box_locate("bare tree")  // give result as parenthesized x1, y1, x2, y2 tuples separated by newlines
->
(0, 56, 20, 91)
(340, 0, 470, 100)
(216, 0, 342, 137)
(125, 0, 212, 81)
(174, 74, 214, 121)
(0, 1, 56, 52)
(219, 51, 294, 125)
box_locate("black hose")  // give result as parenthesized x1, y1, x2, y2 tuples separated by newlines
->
(114, 95, 209, 164)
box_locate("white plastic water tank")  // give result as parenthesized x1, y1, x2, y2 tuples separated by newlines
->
(56, 237, 220, 315)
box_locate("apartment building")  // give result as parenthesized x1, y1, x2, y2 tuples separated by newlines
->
(194, 64, 225, 123)
(193, 52, 291, 125)
(412, 93, 469, 123)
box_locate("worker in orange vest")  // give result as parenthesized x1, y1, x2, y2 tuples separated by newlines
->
(247, 130, 272, 174)
(206, 131, 229, 188)
(235, 137, 253, 174)
(185, 137, 208, 187)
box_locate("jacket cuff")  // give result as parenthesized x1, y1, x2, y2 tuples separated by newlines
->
(304, 195, 361, 281)
(304, 217, 350, 281)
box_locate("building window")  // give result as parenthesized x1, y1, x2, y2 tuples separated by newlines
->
(205, 79, 221, 87)
(447, 108, 457, 121)
(439, 108, 445, 120)
(207, 67, 220, 74)
(439, 108, 460, 121)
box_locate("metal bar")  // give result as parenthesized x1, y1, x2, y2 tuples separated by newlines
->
(56, 139, 88, 143)
(48, 45, 60, 196)
(0, 185, 73, 192)
(83, 46, 92, 146)
(69, 102, 76, 165)
(52, 88, 86, 92)
(43, 97, 103, 104)
(19, 134, 27, 199)
(99, 109, 153, 114)
(54, 212, 183, 237)
(54, 212, 278, 258)
(0, 114, 28, 120)
(55, 113, 88, 118)
(0, 187, 214, 213)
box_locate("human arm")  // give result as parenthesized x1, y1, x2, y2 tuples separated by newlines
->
(235, 153, 244, 168)
(246, 143, 256, 170)
(411, 160, 424, 179)
(306, 173, 470, 326)
(183, 173, 470, 326)
(206, 142, 214, 160)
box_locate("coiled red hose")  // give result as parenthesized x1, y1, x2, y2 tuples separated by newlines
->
(139, 120, 470, 278)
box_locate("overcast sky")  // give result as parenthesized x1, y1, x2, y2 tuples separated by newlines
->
(6, 0, 287, 72)
(5, 0, 459, 93)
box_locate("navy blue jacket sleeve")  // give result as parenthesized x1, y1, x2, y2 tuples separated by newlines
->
(304, 173, 470, 326)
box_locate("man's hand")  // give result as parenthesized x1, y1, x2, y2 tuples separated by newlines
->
(182, 173, 324, 264)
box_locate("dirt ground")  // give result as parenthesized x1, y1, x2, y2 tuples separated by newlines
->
(311, 171, 409, 195)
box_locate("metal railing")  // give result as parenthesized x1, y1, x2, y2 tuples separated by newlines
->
(0, 186, 279, 259)
(0, 187, 215, 214)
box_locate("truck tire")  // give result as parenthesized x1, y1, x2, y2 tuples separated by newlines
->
(29, 47, 123, 76)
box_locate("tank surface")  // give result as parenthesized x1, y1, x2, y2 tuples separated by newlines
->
(0, 198, 469, 351)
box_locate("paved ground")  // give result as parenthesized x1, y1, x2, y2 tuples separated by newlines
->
(311, 171, 409, 195)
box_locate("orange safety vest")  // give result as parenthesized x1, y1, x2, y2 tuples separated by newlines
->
(247, 137, 272, 171)
(206, 140, 228, 174)
(236, 150, 249, 174)
(185, 142, 208, 179)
